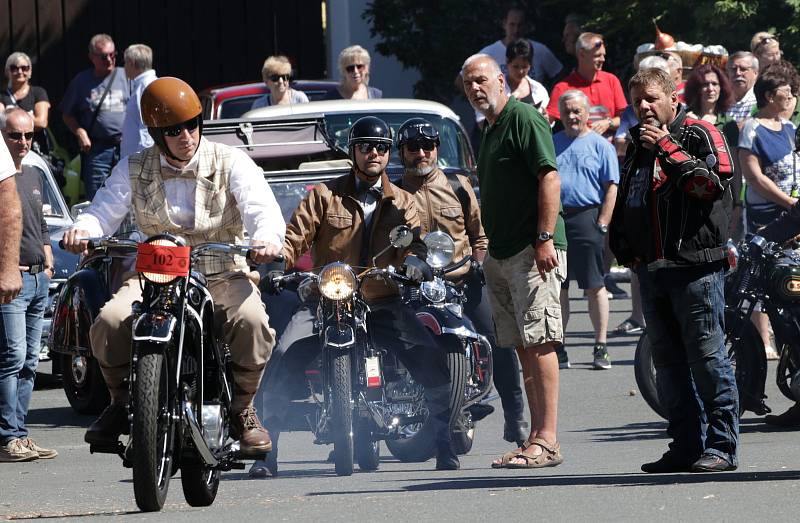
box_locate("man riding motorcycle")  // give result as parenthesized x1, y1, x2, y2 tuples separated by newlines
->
(250, 116, 460, 477)
(395, 117, 527, 445)
(61, 77, 285, 456)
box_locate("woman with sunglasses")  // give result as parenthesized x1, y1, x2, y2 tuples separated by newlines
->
(751, 32, 782, 72)
(250, 55, 308, 110)
(1, 52, 51, 155)
(325, 45, 382, 100)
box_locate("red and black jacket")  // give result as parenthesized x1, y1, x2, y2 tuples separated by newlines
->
(610, 106, 735, 270)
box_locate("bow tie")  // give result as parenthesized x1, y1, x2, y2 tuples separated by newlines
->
(357, 183, 382, 200)
(162, 166, 196, 180)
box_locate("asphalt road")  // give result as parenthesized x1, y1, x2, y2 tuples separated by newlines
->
(2, 283, 799, 521)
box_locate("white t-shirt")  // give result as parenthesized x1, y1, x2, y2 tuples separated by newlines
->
(478, 39, 563, 84)
(0, 140, 16, 182)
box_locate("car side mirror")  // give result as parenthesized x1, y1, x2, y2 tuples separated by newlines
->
(70, 201, 91, 220)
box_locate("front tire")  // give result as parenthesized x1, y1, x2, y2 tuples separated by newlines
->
(354, 420, 380, 471)
(181, 463, 220, 507)
(62, 354, 110, 415)
(132, 351, 174, 512)
(329, 350, 354, 476)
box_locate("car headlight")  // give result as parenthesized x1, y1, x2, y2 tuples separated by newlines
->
(424, 231, 455, 268)
(136, 236, 190, 285)
(421, 278, 447, 304)
(318, 263, 356, 301)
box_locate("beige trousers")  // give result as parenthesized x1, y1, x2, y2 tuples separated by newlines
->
(90, 272, 276, 413)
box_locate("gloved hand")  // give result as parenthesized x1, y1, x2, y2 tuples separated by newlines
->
(264, 270, 285, 295)
(403, 255, 433, 283)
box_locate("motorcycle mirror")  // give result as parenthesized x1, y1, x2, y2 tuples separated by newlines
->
(388, 225, 413, 249)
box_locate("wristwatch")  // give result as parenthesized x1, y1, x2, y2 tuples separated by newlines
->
(537, 231, 554, 242)
(597, 223, 609, 234)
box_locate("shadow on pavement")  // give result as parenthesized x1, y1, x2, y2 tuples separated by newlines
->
(574, 421, 666, 442)
(27, 406, 94, 428)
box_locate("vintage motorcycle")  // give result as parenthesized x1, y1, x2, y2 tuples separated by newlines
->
(634, 236, 800, 419)
(56, 234, 269, 511)
(269, 226, 467, 476)
(387, 230, 493, 462)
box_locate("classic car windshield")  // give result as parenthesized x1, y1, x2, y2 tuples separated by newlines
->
(38, 167, 66, 218)
(324, 113, 470, 170)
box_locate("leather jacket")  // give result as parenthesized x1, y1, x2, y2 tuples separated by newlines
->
(400, 168, 487, 280)
(610, 106, 735, 270)
(283, 170, 426, 301)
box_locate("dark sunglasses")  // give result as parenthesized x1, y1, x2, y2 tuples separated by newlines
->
(268, 73, 291, 82)
(346, 63, 366, 73)
(163, 117, 201, 137)
(404, 138, 437, 152)
(93, 51, 117, 61)
(6, 131, 34, 141)
(355, 142, 390, 154)
(9, 64, 31, 73)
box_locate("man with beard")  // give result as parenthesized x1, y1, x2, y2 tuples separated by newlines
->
(610, 67, 739, 473)
(462, 54, 567, 469)
(725, 51, 759, 123)
(250, 116, 459, 477)
(395, 117, 528, 447)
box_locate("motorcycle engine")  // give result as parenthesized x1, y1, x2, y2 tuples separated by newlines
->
(201, 403, 225, 450)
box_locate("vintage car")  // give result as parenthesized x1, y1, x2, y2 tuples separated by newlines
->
(49, 98, 478, 414)
(199, 80, 339, 120)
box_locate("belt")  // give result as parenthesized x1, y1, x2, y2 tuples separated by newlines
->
(23, 263, 45, 274)
(563, 205, 600, 215)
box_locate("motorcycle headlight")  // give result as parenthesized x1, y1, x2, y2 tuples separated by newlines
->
(421, 278, 447, 304)
(318, 263, 356, 301)
(423, 231, 455, 269)
(136, 236, 191, 285)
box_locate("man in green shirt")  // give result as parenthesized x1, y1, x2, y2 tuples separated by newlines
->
(462, 53, 567, 470)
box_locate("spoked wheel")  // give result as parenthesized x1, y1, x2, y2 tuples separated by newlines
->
(132, 351, 175, 512)
(329, 350, 354, 476)
(354, 419, 380, 471)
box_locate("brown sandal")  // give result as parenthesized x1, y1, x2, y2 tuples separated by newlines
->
(491, 438, 534, 469)
(505, 438, 563, 469)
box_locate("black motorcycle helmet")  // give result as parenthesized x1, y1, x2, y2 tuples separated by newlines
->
(396, 117, 440, 167)
(347, 116, 393, 168)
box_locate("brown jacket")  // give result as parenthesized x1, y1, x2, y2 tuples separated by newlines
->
(400, 168, 487, 280)
(283, 171, 425, 300)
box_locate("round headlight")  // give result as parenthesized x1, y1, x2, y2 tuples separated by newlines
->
(318, 263, 356, 301)
(424, 231, 455, 269)
(421, 279, 447, 303)
(139, 237, 183, 285)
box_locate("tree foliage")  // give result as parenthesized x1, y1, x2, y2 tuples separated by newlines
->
(364, 0, 800, 102)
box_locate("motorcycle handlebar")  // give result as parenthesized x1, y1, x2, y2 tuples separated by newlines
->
(443, 255, 473, 274)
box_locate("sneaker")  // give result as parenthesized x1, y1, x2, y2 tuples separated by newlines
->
(0, 438, 38, 462)
(555, 344, 570, 369)
(604, 275, 629, 299)
(611, 318, 644, 336)
(592, 344, 612, 370)
(20, 437, 57, 459)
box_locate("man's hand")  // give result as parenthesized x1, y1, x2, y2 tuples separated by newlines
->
(61, 228, 92, 254)
(533, 240, 559, 280)
(0, 269, 22, 304)
(591, 118, 611, 136)
(249, 242, 283, 264)
(639, 123, 670, 150)
(76, 128, 92, 152)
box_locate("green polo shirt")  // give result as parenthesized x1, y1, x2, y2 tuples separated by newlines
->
(477, 97, 567, 259)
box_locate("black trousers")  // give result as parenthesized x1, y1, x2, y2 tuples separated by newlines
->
(259, 296, 451, 430)
(461, 270, 525, 424)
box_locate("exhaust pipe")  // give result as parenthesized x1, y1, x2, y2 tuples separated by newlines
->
(183, 401, 219, 466)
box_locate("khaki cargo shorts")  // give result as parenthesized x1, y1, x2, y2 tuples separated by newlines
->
(483, 246, 566, 348)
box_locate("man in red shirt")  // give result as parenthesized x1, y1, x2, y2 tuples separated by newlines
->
(547, 32, 627, 137)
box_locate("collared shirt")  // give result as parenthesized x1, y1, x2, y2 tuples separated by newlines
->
(120, 69, 158, 158)
(355, 176, 383, 227)
(726, 89, 757, 123)
(547, 70, 628, 121)
(73, 138, 285, 248)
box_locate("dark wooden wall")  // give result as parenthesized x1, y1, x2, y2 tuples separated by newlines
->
(0, 0, 327, 107)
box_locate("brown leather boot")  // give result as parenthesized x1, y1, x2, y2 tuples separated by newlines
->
(231, 406, 272, 456)
(85, 404, 129, 445)
(764, 402, 800, 427)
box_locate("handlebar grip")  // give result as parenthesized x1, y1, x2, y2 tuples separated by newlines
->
(245, 250, 285, 264)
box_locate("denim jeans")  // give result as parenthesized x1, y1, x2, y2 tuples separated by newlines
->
(0, 272, 49, 444)
(81, 143, 119, 200)
(637, 264, 739, 465)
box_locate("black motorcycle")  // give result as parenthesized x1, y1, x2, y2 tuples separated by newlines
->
(634, 236, 800, 418)
(58, 234, 269, 511)
(388, 230, 493, 461)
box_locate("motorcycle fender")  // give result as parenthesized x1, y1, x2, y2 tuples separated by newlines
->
(323, 324, 355, 348)
(50, 267, 109, 357)
(133, 313, 177, 343)
(416, 307, 478, 339)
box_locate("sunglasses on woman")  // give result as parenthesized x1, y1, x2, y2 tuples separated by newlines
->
(268, 74, 291, 82)
(6, 131, 34, 141)
(346, 63, 366, 73)
(355, 142, 390, 154)
(163, 117, 201, 137)
(9, 64, 31, 73)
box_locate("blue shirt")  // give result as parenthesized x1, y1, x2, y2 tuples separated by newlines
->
(554, 130, 619, 207)
(59, 67, 130, 141)
(739, 117, 797, 208)
(120, 69, 158, 158)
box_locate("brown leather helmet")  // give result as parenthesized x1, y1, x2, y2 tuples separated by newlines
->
(141, 77, 202, 128)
